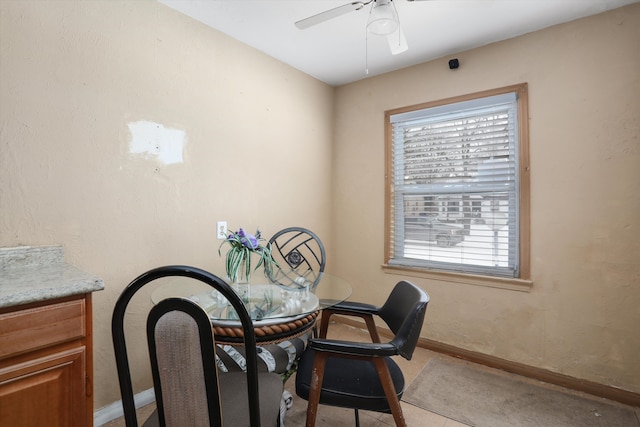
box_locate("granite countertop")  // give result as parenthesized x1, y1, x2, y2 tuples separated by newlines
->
(0, 245, 104, 309)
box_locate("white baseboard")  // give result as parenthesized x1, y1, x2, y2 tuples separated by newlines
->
(94, 388, 155, 427)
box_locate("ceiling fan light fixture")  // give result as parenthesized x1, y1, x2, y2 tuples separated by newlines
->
(367, 0, 399, 36)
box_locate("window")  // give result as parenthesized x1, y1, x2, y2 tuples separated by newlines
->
(385, 84, 529, 280)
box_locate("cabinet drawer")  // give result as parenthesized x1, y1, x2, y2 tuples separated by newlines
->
(0, 299, 86, 359)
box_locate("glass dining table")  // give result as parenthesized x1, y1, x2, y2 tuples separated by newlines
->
(150, 273, 352, 345)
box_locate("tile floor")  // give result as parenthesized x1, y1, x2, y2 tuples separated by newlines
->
(103, 322, 638, 427)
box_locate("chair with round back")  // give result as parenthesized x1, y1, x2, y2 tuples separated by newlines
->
(268, 227, 326, 291)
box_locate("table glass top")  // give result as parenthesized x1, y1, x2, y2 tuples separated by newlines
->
(150, 273, 352, 325)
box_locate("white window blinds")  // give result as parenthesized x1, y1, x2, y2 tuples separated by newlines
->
(389, 91, 520, 277)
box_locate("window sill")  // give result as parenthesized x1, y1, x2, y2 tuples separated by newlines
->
(381, 264, 532, 292)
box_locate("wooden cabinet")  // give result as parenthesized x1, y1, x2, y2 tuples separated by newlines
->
(0, 294, 94, 427)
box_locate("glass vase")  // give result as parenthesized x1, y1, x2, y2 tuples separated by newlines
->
(233, 279, 250, 304)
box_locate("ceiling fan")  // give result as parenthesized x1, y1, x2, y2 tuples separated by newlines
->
(295, 0, 432, 55)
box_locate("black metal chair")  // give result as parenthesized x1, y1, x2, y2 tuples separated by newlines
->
(295, 280, 430, 427)
(112, 265, 283, 427)
(268, 227, 326, 291)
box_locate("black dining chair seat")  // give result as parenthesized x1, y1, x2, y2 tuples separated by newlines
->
(296, 347, 404, 412)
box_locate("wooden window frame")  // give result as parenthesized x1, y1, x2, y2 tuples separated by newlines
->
(383, 83, 531, 290)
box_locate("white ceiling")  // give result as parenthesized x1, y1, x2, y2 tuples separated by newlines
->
(158, 0, 638, 86)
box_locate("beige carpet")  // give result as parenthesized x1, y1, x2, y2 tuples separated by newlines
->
(402, 357, 639, 427)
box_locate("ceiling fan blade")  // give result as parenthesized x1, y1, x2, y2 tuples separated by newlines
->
(387, 27, 408, 55)
(295, 2, 367, 30)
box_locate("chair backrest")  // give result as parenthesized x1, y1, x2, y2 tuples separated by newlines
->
(268, 227, 326, 290)
(111, 265, 263, 427)
(147, 297, 222, 427)
(378, 280, 430, 360)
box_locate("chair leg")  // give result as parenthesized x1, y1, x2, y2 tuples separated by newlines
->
(354, 408, 360, 427)
(318, 310, 333, 338)
(305, 352, 329, 427)
(373, 358, 407, 427)
(362, 315, 381, 343)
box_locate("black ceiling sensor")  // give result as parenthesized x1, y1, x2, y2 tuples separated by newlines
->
(449, 58, 459, 69)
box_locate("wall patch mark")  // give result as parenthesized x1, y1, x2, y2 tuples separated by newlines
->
(128, 120, 185, 165)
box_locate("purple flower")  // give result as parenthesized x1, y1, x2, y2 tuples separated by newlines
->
(242, 234, 259, 249)
(236, 228, 258, 250)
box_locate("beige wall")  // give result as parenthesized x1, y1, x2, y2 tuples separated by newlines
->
(332, 4, 640, 393)
(0, 0, 334, 409)
(1, 0, 638, 414)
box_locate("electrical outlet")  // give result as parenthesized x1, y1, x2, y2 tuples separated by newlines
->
(216, 221, 227, 240)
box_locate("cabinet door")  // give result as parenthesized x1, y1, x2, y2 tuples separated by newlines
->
(0, 347, 86, 427)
